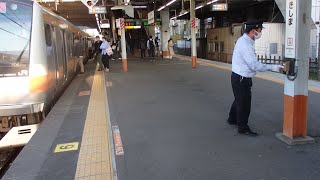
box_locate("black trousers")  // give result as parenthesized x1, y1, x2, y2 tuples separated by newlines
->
(148, 48, 155, 59)
(228, 72, 252, 130)
(141, 49, 146, 59)
(102, 54, 110, 69)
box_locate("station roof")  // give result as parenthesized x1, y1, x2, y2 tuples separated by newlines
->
(37, 0, 277, 29)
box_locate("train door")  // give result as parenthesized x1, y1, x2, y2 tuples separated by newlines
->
(44, 24, 57, 99)
(62, 31, 68, 81)
(65, 32, 74, 79)
(53, 27, 66, 87)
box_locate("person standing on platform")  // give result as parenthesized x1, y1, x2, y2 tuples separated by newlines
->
(147, 36, 155, 61)
(168, 38, 174, 59)
(227, 20, 283, 136)
(73, 37, 84, 73)
(140, 38, 146, 60)
(155, 37, 160, 56)
(116, 36, 122, 60)
(94, 36, 103, 71)
(100, 37, 111, 72)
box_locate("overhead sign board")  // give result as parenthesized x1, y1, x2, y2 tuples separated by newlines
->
(116, 18, 120, 28)
(148, 11, 155, 24)
(81, 0, 99, 9)
(89, 6, 106, 14)
(100, 23, 110, 28)
(285, 0, 297, 58)
(212, 3, 228, 11)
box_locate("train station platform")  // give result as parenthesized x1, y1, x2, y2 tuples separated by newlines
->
(3, 55, 320, 180)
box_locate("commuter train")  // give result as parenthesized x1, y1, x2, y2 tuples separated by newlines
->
(0, 1, 91, 149)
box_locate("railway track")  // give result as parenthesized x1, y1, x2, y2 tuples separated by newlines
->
(0, 148, 22, 178)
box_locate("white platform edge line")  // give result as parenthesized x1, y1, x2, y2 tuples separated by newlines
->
(102, 70, 118, 180)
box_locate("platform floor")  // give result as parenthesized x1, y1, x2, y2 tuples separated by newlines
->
(106, 57, 320, 180)
(4, 56, 320, 180)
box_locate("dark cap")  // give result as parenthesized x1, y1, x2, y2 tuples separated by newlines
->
(244, 20, 264, 30)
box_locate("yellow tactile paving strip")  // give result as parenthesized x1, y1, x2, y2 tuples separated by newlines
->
(74, 71, 113, 180)
(174, 55, 320, 94)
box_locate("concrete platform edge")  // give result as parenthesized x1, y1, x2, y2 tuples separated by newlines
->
(103, 71, 119, 180)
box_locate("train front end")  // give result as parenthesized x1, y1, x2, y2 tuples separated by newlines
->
(0, 1, 44, 149)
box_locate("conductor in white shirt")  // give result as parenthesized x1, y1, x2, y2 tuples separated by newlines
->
(227, 20, 283, 136)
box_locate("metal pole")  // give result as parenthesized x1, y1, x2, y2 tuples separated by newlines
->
(318, 33, 320, 80)
(121, 18, 128, 72)
(190, 0, 197, 68)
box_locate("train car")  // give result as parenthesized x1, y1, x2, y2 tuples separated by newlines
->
(206, 23, 303, 63)
(0, 0, 90, 149)
(206, 25, 242, 64)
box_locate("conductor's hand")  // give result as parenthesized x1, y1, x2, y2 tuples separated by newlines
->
(271, 65, 284, 72)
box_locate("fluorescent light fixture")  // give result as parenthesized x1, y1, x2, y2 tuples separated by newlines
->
(207, 0, 218, 5)
(157, 0, 177, 11)
(133, 6, 147, 8)
(95, 14, 98, 18)
(179, 11, 189, 17)
(170, 17, 176, 20)
(166, 0, 177, 6)
(195, 5, 203, 10)
(157, 6, 166, 11)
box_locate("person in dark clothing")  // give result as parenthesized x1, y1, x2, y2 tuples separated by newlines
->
(147, 36, 155, 61)
(140, 39, 146, 59)
(93, 36, 103, 70)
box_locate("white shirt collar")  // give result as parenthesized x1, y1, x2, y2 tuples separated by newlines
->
(243, 33, 255, 45)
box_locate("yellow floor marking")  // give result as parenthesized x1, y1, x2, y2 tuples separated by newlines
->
(175, 55, 320, 94)
(74, 71, 113, 180)
(54, 142, 79, 153)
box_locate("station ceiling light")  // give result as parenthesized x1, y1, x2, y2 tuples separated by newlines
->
(207, 0, 219, 5)
(157, 0, 177, 11)
(170, 0, 219, 19)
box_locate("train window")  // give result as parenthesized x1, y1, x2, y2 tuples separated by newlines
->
(44, 24, 52, 46)
(220, 42, 224, 52)
(270, 43, 278, 55)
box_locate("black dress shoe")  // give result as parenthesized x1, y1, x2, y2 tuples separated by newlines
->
(238, 128, 259, 136)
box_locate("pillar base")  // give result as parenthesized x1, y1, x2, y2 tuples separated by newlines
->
(122, 59, 127, 72)
(192, 56, 197, 68)
(275, 133, 315, 145)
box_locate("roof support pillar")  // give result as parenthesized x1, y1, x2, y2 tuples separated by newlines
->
(161, 7, 170, 59)
(190, 0, 197, 68)
(276, 0, 314, 145)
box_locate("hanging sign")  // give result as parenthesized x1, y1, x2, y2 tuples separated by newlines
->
(212, 3, 228, 11)
(285, 0, 297, 58)
(89, 6, 106, 14)
(148, 11, 155, 24)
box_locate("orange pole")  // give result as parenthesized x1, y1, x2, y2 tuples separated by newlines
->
(122, 59, 127, 72)
(192, 56, 197, 68)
